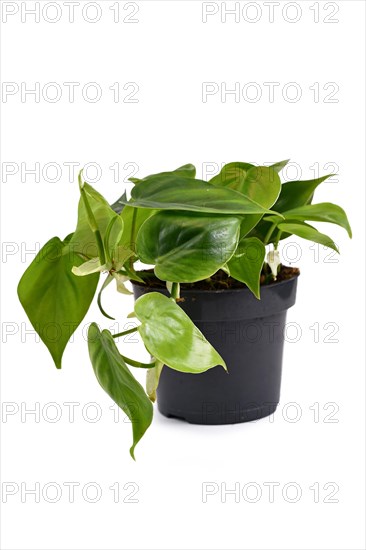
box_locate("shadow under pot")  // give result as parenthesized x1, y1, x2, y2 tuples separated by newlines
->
(132, 274, 299, 425)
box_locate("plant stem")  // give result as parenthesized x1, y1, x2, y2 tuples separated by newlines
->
(274, 230, 282, 250)
(113, 326, 138, 338)
(170, 282, 180, 301)
(120, 354, 156, 369)
(78, 171, 106, 265)
(122, 263, 144, 283)
(129, 208, 138, 270)
(264, 223, 277, 245)
(93, 230, 106, 265)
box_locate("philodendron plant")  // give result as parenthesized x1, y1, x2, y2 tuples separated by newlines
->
(18, 161, 351, 458)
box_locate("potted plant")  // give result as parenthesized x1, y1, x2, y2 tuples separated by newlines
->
(17, 161, 351, 458)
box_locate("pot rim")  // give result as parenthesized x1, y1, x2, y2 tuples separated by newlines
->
(132, 271, 300, 295)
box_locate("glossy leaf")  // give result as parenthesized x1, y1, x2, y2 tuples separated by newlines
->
(270, 159, 290, 173)
(227, 237, 266, 299)
(237, 166, 282, 238)
(71, 185, 132, 275)
(209, 162, 254, 190)
(210, 161, 288, 191)
(120, 205, 156, 253)
(277, 222, 339, 252)
(134, 292, 226, 373)
(130, 163, 196, 184)
(275, 174, 334, 212)
(136, 211, 241, 282)
(280, 202, 352, 237)
(110, 191, 127, 214)
(172, 163, 197, 178)
(125, 175, 274, 215)
(88, 324, 153, 459)
(69, 182, 119, 259)
(249, 174, 335, 243)
(111, 164, 196, 216)
(18, 237, 99, 369)
(113, 246, 134, 271)
(104, 216, 124, 264)
(240, 166, 281, 207)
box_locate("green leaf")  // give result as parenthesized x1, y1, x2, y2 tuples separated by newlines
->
(248, 174, 335, 243)
(112, 271, 133, 295)
(18, 237, 99, 369)
(120, 205, 156, 253)
(270, 159, 290, 173)
(277, 222, 339, 252)
(209, 164, 281, 207)
(111, 164, 195, 214)
(173, 163, 197, 178)
(127, 311, 137, 318)
(209, 162, 254, 190)
(275, 174, 334, 212)
(88, 324, 153, 460)
(72, 247, 133, 277)
(69, 182, 119, 259)
(134, 292, 226, 373)
(136, 211, 240, 282)
(130, 163, 196, 184)
(125, 175, 274, 215)
(280, 202, 352, 238)
(237, 166, 282, 238)
(72, 257, 106, 276)
(227, 238, 266, 299)
(110, 191, 127, 214)
(146, 360, 164, 402)
(104, 216, 124, 264)
(240, 166, 282, 207)
(113, 246, 134, 271)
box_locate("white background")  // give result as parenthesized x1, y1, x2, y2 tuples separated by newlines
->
(1, 1, 365, 549)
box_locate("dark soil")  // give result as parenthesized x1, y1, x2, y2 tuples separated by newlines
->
(136, 265, 300, 291)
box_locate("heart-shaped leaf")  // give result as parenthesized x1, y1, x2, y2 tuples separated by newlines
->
(88, 324, 153, 460)
(136, 211, 241, 282)
(70, 182, 120, 259)
(130, 163, 196, 184)
(120, 205, 156, 253)
(240, 166, 282, 207)
(209, 162, 254, 190)
(18, 237, 99, 369)
(134, 292, 226, 373)
(227, 237, 266, 298)
(237, 166, 282, 238)
(125, 175, 274, 215)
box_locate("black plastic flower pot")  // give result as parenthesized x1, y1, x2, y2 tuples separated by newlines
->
(132, 274, 299, 425)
